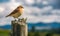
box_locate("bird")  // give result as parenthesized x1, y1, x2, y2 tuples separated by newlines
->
(6, 5, 24, 19)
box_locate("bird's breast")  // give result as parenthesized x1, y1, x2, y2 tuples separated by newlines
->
(11, 12, 21, 18)
(18, 8, 24, 13)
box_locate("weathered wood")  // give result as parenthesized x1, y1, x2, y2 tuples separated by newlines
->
(11, 20, 18, 36)
(11, 18, 28, 36)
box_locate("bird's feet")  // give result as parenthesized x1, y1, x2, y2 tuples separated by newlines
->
(14, 18, 18, 21)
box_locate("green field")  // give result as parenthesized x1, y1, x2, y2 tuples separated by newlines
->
(0, 29, 10, 36)
(0, 29, 60, 36)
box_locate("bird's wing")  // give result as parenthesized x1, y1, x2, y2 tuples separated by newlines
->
(9, 8, 19, 15)
(6, 8, 19, 17)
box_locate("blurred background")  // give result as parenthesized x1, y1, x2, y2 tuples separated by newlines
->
(0, 0, 60, 36)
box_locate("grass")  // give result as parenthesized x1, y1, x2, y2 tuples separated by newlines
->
(0, 29, 10, 36)
(0, 29, 60, 36)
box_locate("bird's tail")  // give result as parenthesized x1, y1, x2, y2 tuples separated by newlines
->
(6, 15, 9, 17)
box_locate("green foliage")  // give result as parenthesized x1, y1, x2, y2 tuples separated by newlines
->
(0, 29, 60, 36)
(31, 26, 35, 32)
(28, 32, 40, 36)
(45, 33, 53, 36)
(34, 32, 40, 36)
(28, 32, 34, 36)
(0, 29, 10, 36)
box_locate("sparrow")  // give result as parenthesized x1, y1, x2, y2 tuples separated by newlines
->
(6, 5, 24, 19)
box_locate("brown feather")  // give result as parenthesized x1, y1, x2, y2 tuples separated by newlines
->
(6, 8, 19, 17)
(9, 8, 19, 15)
(6, 5, 24, 18)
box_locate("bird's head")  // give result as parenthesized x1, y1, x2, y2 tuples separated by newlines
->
(17, 5, 24, 9)
(17, 5, 24, 12)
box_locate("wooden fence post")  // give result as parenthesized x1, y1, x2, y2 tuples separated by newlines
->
(11, 18, 28, 36)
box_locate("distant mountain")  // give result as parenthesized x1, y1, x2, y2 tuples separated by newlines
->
(28, 22, 60, 28)
(0, 22, 60, 29)
(0, 25, 11, 29)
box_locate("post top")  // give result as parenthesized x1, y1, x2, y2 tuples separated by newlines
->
(11, 18, 27, 25)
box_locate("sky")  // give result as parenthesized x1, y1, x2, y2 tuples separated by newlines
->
(0, 0, 60, 26)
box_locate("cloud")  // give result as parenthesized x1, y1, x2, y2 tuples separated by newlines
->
(52, 9, 60, 15)
(0, 0, 10, 3)
(35, 26, 51, 30)
(42, 1, 48, 5)
(0, 6, 5, 12)
(48, 0, 60, 9)
(0, 0, 60, 26)
(25, 0, 34, 5)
